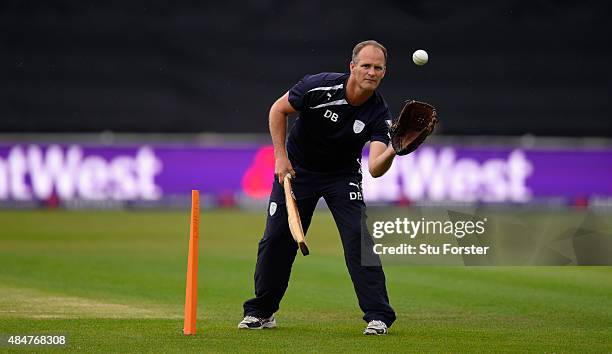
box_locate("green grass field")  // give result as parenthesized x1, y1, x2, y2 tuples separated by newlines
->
(0, 210, 610, 353)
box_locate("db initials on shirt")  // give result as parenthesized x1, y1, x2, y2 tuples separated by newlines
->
(324, 109, 339, 122)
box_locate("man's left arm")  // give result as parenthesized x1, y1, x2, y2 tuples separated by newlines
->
(368, 141, 396, 178)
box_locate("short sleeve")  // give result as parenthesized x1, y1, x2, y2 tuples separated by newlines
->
(288, 73, 341, 111)
(370, 109, 392, 145)
(288, 75, 314, 111)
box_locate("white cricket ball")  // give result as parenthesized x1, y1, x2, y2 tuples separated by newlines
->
(412, 49, 429, 66)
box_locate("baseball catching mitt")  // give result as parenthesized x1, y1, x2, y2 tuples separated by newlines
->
(389, 100, 438, 156)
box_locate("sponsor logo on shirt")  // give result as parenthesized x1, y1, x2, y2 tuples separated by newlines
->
(353, 120, 365, 134)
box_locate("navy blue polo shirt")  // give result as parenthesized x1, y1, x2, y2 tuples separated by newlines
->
(287, 72, 391, 173)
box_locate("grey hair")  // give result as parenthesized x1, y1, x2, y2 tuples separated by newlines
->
(351, 40, 388, 64)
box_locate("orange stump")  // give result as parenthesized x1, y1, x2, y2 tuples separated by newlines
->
(183, 190, 200, 335)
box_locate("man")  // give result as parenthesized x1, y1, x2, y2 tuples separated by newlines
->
(239, 40, 398, 335)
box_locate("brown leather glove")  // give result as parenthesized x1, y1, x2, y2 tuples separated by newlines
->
(389, 100, 439, 155)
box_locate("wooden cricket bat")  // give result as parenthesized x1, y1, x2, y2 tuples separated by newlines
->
(283, 174, 309, 256)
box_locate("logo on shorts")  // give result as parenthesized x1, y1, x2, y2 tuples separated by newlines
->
(269, 202, 277, 216)
(353, 120, 365, 134)
(349, 182, 363, 200)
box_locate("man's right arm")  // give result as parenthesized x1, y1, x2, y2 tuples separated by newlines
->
(269, 91, 298, 184)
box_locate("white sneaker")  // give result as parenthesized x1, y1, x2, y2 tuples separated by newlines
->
(363, 320, 388, 335)
(237, 314, 277, 329)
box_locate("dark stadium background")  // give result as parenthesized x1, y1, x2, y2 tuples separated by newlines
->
(2, 0, 611, 136)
